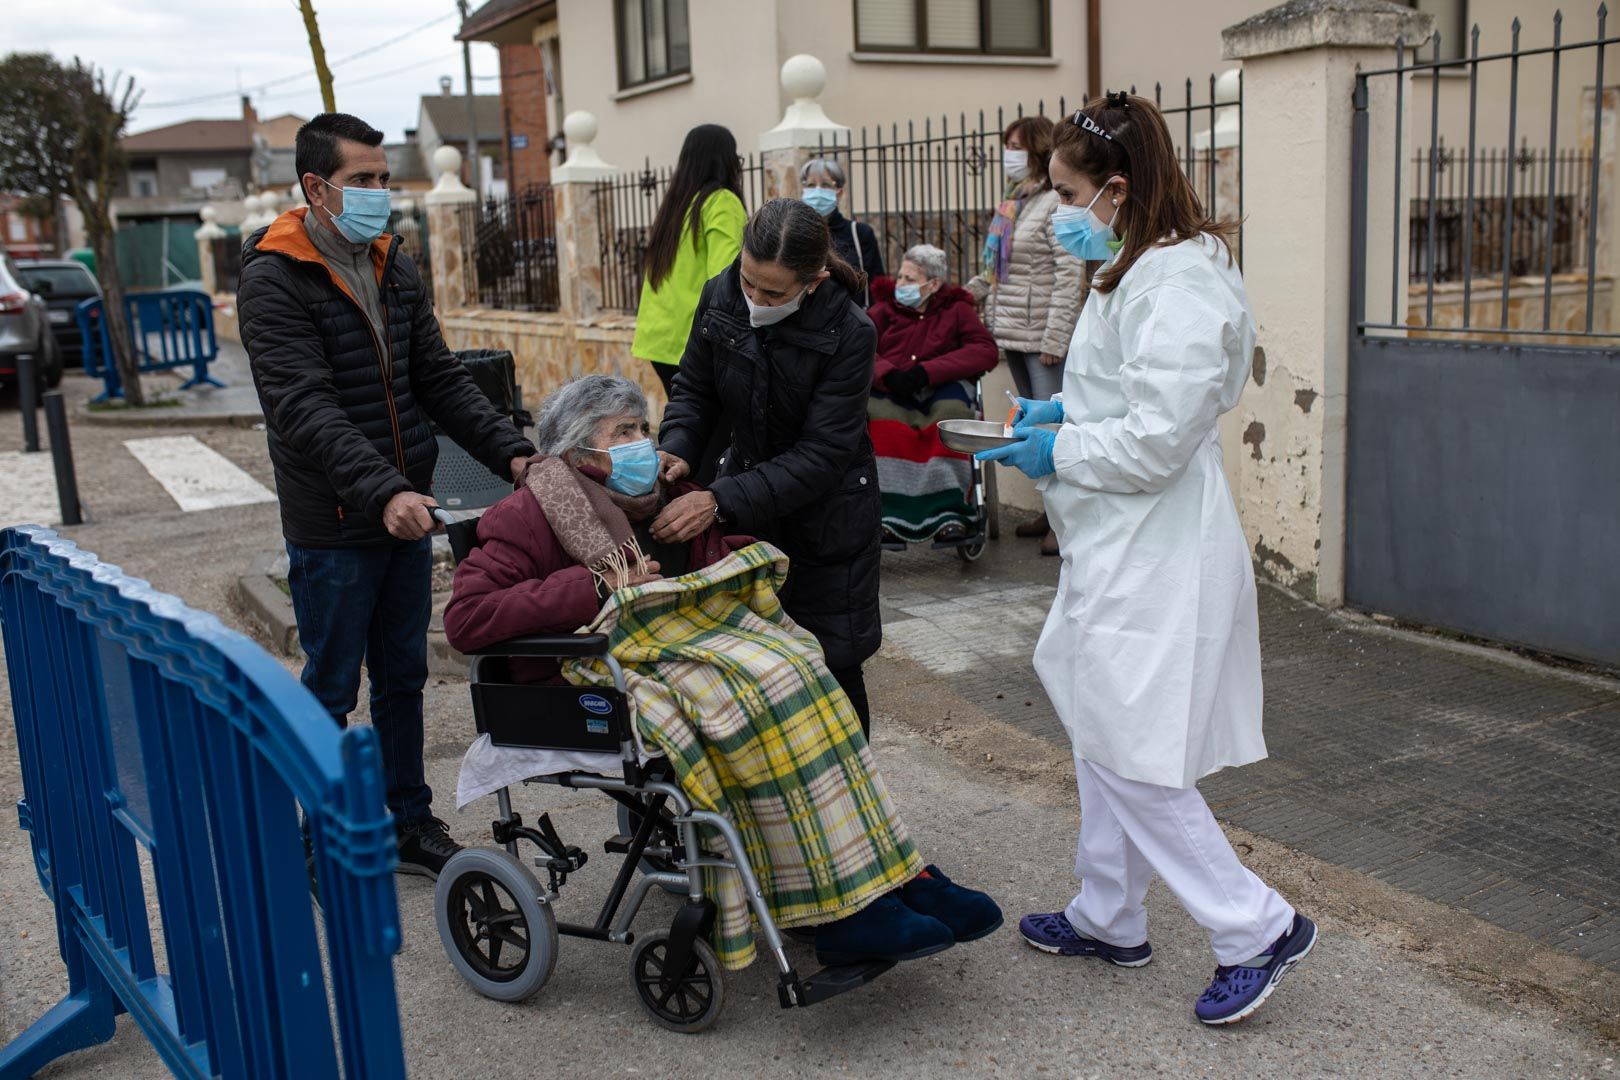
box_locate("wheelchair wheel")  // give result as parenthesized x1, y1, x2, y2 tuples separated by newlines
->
(957, 538, 986, 563)
(617, 800, 686, 895)
(630, 929, 725, 1033)
(436, 848, 558, 1003)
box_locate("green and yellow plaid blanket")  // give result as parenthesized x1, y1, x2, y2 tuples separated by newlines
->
(563, 541, 922, 969)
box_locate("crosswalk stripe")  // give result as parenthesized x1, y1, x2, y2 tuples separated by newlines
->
(124, 435, 276, 513)
(0, 451, 62, 530)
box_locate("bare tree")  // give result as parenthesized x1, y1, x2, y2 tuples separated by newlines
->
(297, 0, 337, 114)
(0, 53, 146, 405)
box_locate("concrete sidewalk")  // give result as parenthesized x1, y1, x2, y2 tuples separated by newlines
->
(879, 524, 1620, 974)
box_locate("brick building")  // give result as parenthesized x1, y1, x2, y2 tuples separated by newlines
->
(498, 41, 552, 192)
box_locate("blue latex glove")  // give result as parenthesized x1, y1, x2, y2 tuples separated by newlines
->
(1010, 396, 1064, 431)
(976, 426, 1057, 479)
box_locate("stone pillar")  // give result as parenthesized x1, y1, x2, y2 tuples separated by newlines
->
(1223, 0, 1432, 606)
(1581, 86, 1620, 334)
(550, 111, 618, 321)
(425, 145, 477, 313)
(758, 54, 851, 201)
(195, 205, 225, 294)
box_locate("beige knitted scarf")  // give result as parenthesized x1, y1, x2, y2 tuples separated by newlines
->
(524, 457, 657, 593)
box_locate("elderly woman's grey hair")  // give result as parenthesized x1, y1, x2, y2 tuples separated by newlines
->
(903, 243, 948, 282)
(799, 157, 847, 188)
(532, 374, 648, 459)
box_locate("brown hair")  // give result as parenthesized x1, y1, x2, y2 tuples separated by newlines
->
(1002, 115, 1055, 189)
(743, 198, 867, 299)
(1051, 92, 1238, 294)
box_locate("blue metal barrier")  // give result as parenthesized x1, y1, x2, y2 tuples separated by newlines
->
(75, 290, 223, 403)
(0, 525, 405, 1079)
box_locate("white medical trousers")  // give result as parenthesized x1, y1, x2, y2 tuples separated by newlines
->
(1064, 757, 1295, 966)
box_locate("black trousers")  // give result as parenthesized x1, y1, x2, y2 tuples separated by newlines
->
(829, 664, 871, 739)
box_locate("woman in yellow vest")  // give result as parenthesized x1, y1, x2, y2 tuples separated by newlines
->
(631, 125, 747, 399)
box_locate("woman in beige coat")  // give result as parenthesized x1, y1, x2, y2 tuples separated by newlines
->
(968, 115, 1087, 554)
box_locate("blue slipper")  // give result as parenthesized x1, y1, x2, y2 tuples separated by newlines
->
(815, 893, 955, 966)
(899, 865, 1003, 942)
(1018, 911, 1153, 967)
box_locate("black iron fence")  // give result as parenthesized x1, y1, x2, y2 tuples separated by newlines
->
(389, 201, 432, 301)
(1361, 7, 1617, 337)
(1409, 144, 1592, 284)
(458, 185, 560, 312)
(821, 77, 1241, 291)
(210, 232, 243, 294)
(595, 154, 769, 313)
(591, 80, 1240, 314)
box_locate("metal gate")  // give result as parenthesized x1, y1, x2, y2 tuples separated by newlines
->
(1347, 8, 1620, 666)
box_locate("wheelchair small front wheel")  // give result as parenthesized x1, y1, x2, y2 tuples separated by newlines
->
(436, 848, 558, 1003)
(629, 929, 725, 1033)
(957, 538, 986, 563)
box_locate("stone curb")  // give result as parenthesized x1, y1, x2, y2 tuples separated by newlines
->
(233, 549, 468, 678)
(77, 405, 266, 430)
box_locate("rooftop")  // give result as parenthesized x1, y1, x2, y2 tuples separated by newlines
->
(458, 0, 555, 43)
(123, 118, 254, 155)
(418, 94, 506, 143)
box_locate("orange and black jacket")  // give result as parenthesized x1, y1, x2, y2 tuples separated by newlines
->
(238, 209, 534, 547)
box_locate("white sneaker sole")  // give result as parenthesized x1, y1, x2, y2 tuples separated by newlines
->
(1021, 933, 1153, 967)
(1199, 922, 1319, 1026)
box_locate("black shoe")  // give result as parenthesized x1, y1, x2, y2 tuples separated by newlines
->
(397, 816, 462, 880)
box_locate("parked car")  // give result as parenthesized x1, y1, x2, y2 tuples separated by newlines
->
(16, 258, 101, 366)
(0, 252, 62, 392)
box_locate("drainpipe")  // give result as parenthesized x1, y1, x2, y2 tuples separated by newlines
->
(1086, 0, 1102, 105)
(457, 0, 482, 201)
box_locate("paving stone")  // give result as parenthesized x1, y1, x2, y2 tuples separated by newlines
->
(877, 537, 1620, 973)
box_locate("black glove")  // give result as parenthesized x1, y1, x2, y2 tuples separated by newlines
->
(886, 364, 930, 396)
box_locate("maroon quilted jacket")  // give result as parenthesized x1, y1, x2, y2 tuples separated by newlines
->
(444, 475, 748, 671)
(867, 277, 999, 394)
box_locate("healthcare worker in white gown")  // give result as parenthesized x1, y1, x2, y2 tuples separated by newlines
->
(978, 92, 1317, 1027)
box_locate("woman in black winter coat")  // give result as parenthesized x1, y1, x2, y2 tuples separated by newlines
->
(651, 198, 882, 734)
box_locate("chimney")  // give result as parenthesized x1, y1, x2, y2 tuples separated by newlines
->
(241, 95, 258, 126)
(439, 76, 454, 97)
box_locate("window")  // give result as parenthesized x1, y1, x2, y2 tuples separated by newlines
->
(616, 0, 691, 90)
(855, 0, 1048, 56)
(1405, 0, 1466, 60)
(188, 168, 228, 190)
(6, 216, 25, 243)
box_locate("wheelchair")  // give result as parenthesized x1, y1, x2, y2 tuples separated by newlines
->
(429, 510, 897, 1032)
(878, 375, 1000, 564)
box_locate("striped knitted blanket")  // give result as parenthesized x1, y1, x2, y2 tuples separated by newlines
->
(562, 542, 922, 969)
(869, 380, 978, 543)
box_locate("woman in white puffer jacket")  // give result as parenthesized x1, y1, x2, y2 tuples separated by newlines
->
(967, 114, 1088, 554)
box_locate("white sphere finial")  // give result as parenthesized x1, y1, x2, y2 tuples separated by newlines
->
(780, 54, 826, 102)
(433, 144, 463, 179)
(563, 110, 599, 147)
(243, 193, 262, 214)
(426, 143, 475, 204)
(1215, 68, 1241, 105)
(199, 205, 217, 224)
(553, 111, 616, 182)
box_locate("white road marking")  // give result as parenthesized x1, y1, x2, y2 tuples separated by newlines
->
(0, 451, 62, 530)
(124, 435, 276, 512)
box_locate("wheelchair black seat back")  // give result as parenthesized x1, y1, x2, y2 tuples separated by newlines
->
(426, 508, 899, 1032)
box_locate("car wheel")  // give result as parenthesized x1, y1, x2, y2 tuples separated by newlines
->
(40, 331, 63, 389)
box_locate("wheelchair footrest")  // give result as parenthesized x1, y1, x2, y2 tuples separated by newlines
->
(778, 959, 897, 1008)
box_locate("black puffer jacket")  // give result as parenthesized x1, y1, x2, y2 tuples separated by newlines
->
(239, 210, 535, 547)
(659, 262, 881, 670)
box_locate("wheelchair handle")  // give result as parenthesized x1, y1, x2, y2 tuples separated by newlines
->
(430, 507, 455, 528)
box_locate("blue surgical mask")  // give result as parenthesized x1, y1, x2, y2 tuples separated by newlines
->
(894, 282, 925, 308)
(586, 437, 659, 496)
(319, 177, 392, 244)
(1052, 183, 1120, 261)
(801, 187, 838, 217)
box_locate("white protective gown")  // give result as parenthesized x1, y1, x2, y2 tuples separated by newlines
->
(1033, 234, 1264, 790)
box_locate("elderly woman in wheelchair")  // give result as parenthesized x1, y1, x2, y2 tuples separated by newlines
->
(439, 374, 1000, 1031)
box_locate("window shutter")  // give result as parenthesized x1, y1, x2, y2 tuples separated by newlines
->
(988, 0, 1044, 52)
(619, 0, 646, 85)
(926, 0, 981, 49)
(858, 0, 919, 48)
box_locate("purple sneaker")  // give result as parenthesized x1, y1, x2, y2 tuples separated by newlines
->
(1195, 913, 1318, 1026)
(1018, 912, 1152, 967)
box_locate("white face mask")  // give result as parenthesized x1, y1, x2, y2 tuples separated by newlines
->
(744, 283, 809, 327)
(1003, 148, 1030, 182)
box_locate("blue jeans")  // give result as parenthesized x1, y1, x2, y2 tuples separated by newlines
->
(286, 538, 433, 825)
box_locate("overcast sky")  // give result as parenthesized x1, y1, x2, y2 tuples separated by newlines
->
(3, 0, 504, 143)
